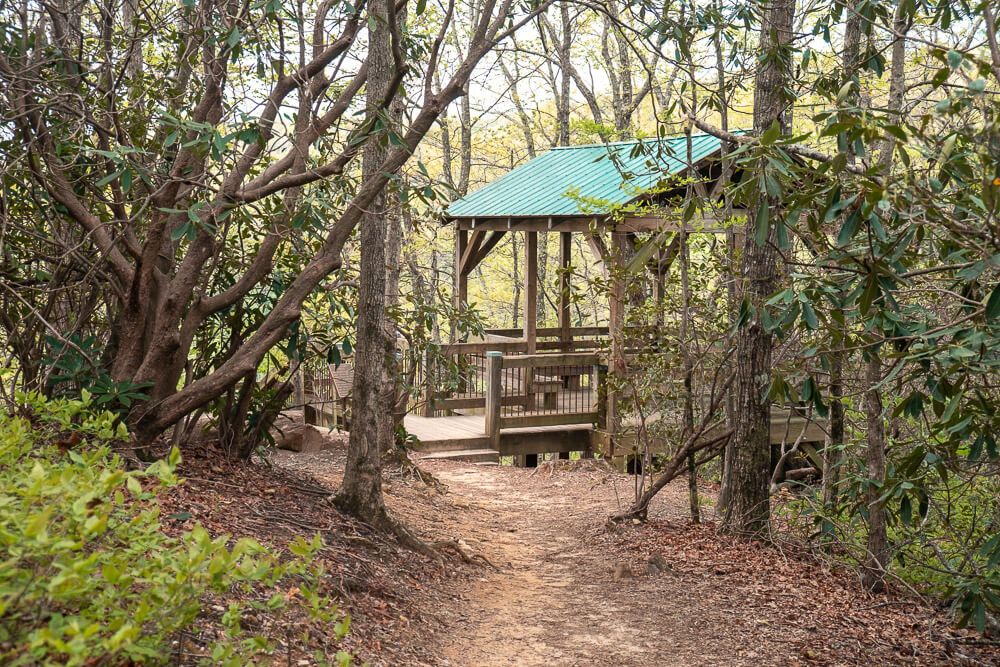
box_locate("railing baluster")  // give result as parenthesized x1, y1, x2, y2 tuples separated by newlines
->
(422, 350, 435, 417)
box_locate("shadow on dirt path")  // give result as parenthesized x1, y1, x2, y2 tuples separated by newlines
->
(413, 462, 740, 667)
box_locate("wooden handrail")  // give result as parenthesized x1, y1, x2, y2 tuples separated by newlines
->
(502, 352, 603, 369)
(437, 338, 606, 355)
(484, 326, 609, 338)
(438, 340, 529, 355)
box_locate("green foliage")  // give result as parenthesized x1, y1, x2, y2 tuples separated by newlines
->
(793, 467, 1000, 633)
(0, 393, 352, 666)
(42, 336, 152, 417)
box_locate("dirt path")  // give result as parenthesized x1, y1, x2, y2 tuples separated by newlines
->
(409, 462, 743, 667)
(274, 449, 993, 666)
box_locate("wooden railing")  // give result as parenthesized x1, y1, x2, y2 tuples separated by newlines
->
(483, 326, 609, 351)
(420, 326, 612, 416)
(484, 351, 604, 447)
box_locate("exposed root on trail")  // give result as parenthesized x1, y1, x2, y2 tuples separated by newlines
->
(329, 481, 444, 561)
(382, 447, 448, 493)
(431, 538, 501, 570)
(384, 514, 444, 560)
(328, 486, 495, 570)
(391, 525, 501, 570)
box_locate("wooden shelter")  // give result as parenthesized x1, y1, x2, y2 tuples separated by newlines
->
(426, 134, 751, 464)
(447, 133, 740, 355)
(310, 133, 827, 470)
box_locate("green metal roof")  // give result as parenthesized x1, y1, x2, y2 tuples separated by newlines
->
(446, 133, 725, 219)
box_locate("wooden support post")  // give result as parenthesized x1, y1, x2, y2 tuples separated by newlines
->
(453, 228, 470, 398)
(293, 368, 305, 409)
(524, 231, 538, 352)
(302, 370, 317, 424)
(589, 363, 607, 459)
(484, 351, 502, 450)
(524, 231, 538, 408)
(422, 350, 436, 417)
(559, 231, 572, 351)
(455, 228, 468, 310)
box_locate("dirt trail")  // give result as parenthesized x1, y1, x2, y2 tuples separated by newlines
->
(410, 462, 742, 667)
(275, 450, 990, 666)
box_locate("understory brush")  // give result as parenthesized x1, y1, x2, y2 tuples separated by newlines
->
(774, 466, 1000, 635)
(0, 392, 352, 666)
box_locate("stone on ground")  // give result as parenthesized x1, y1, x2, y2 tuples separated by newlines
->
(274, 423, 328, 452)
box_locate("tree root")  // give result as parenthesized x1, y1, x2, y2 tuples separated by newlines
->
(380, 515, 499, 571)
(335, 452, 493, 570)
(380, 516, 500, 570)
(382, 447, 448, 493)
(382, 514, 443, 560)
(431, 538, 501, 570)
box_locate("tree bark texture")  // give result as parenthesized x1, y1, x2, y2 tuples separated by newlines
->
(823, 0, 861, 509)
(721, 0, 795, 537)
(335, 0, 397, 522)
(862, 349, 890, 591)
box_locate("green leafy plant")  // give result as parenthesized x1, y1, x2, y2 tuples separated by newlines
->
(0, 392, 352, 666)
(42, 336, 152, 417)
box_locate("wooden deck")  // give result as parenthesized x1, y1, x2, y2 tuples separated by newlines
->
(307, 344, 829, 470)
(405, 405, 829, 464)
(404, 413, 593, 458)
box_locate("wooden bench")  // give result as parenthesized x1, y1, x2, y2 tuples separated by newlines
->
(533, 375, 565, 409)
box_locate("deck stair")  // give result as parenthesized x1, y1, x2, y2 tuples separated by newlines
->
(418, 448, 500, 464)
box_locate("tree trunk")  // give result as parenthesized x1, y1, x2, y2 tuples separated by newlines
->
(713, 6, 736, 512)
(862, 348, 890, 591)
(721, 0, 795, 537)
(679, 231, 699, 523)
(335, 0, 398, 523)
(879, 3, 909, 170)
(822, 350, 845, 509)
(822, 0, 862, 513)
(858, 1, 907, 587)
(555, 2, 571, 146)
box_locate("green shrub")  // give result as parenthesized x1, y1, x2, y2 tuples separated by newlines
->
(0, 392, 351, 666)
(781, 453, 1000, 633)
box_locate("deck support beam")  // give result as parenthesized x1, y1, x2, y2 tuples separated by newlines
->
(462, 231, 506, 276)
(455, 228, 468, 310)
(459, 230, 485, 277)
(453, 210, 747, 233)
(559, 232, 572, 352)
(585, 232, 609, 279)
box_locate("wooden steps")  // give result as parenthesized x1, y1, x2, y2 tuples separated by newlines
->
(411, 435, 493, 452)
(418, 448, 500, 464)
(404, 414, 593, 460)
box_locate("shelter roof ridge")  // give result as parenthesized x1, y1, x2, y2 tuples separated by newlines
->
(446, 131, 741, 220)
(546, 131, 743, 150)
